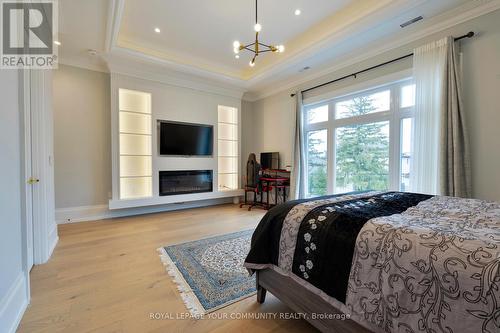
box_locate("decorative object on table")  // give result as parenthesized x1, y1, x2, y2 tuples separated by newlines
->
(158, 229, 256, 316)
(232, 0, 285, 66)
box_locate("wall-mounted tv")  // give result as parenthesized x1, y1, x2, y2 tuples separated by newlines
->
(158, 120, 213, 156)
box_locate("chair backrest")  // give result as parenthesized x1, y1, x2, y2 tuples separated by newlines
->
(246, 153, 261, 187)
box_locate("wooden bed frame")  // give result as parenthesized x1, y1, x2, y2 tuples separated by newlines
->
(256, 269, 371, 333)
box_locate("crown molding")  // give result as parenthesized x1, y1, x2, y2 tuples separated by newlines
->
(116, 38, 245, 81)
(104, 0, 124, 52)
(107, 54, 245, 99)
(247, 0, 500, 102)
(58, 57, 109, 73)
(110, 45, 247, 88)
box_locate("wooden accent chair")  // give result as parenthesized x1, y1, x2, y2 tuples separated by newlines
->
(240, 153, 264, 210)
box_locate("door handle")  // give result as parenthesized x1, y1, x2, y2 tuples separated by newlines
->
(27, 177, 40, 185)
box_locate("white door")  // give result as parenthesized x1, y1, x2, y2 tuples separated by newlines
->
(23, 70, 35, 271)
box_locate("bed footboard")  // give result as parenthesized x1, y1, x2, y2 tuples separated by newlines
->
(255, 269, 371, 333)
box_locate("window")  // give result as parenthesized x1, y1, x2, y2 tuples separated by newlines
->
(218, 106, 239, 191)
(304, 79, 415, 198)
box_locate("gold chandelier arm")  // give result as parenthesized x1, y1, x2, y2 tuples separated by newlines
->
(255, 32, 259, 55)
(242, 45, 256, 53)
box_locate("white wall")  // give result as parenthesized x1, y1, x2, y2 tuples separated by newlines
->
(246, 9, 500, 201)
(251, 92, 296, 169)
(53, 65, 111, 208)
(462, 13, 500, 202)
(0, 71, 29, 332)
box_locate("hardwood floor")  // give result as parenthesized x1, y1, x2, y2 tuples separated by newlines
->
(18, 204, 316, 333)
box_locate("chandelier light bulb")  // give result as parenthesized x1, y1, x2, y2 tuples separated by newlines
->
(233, 41, 240, 48)
(233, 47, 240, 54)
(235, 54, 240, 59)
(254, 23, 262, 32)
(249, 60, 255, 67)
(294, 9, 301, 16)
(277, 45, 285, 53)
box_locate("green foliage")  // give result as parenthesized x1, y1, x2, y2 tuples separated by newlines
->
(335, 96, 389, 191)
(307, 132, 328, 197)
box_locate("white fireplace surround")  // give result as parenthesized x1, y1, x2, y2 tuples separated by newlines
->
(109, 73, 243, 210)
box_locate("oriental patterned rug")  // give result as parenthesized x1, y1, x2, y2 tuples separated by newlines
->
(158, 229, 256, 316)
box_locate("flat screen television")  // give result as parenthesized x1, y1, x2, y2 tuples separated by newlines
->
(158, 120, 213, 156)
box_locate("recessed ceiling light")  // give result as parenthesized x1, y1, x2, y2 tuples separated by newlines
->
(54, 40, 61, 46)
(294, 9, 301, 16)
(154, 27, 161, 33)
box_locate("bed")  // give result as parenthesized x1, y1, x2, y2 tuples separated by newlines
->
(244, 191, 500, 333)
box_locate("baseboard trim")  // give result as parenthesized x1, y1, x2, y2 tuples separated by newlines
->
(56, 197, 236, 224)
(0, 273, 29, 333)
(48, 226, 59, 258)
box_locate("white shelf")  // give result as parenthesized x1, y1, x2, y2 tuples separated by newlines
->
(109, 189, 244, 210)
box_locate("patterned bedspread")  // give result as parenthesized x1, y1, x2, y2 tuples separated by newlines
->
(244, 192, 500, 333)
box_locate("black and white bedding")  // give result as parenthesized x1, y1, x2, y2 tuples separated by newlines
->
(244, 191, 500, 333)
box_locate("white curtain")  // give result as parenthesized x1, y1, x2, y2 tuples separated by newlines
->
(411, 38, 448, 195)
(290, 93, 306, 199)
(411, 36, 471, 197)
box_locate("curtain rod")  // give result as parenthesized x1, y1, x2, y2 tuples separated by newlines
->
(290, 31, 475, 98)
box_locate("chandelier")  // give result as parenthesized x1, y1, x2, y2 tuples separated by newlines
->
(232, 0, 285, 67)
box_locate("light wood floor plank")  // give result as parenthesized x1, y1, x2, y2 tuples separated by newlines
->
(18, 204, 316, 333)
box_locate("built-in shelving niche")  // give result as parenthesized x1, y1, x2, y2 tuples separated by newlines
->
(118, 89, 152, 199)
(218, 105, 239, 191)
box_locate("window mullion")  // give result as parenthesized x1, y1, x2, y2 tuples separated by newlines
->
(328, 101, 335, 194)
(390, 84, 401, 191)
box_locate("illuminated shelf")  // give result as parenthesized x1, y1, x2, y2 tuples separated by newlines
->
(218, 106, 239, 191)
(118, 89, 152, 200)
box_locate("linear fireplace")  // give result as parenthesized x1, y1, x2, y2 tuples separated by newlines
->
(159, 170, 213, 196)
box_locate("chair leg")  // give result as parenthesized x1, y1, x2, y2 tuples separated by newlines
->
(248, 191, 256, 211)
(240, 190, 248, 208)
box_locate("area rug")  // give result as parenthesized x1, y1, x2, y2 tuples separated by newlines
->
(157, 229, 256, 316)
